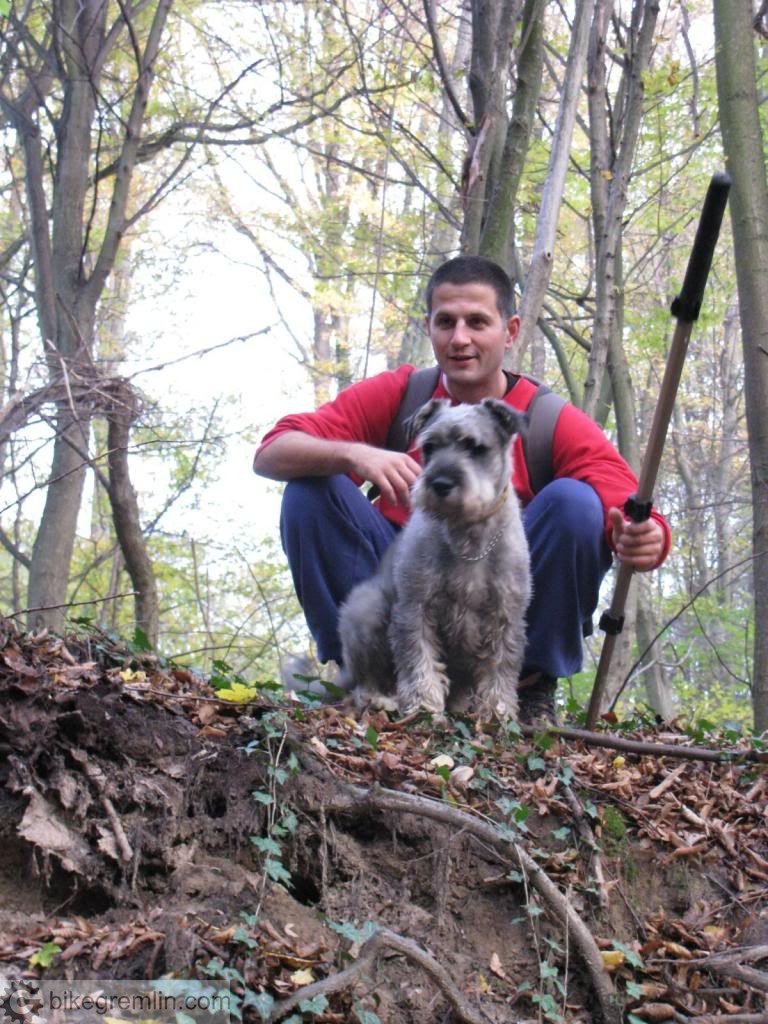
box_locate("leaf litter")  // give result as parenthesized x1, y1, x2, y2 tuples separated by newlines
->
(0, 617, 766, 1022)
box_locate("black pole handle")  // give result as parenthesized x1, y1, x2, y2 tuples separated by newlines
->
(670, 172, 732, 323)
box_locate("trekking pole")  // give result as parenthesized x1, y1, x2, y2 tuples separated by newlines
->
(585, 172, 731, 730)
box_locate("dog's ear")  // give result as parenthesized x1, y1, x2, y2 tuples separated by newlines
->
(481, 399, 529, 442)
(406, 398, 449, 444)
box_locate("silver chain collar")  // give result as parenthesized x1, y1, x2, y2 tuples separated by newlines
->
(457, 526, 505, 562)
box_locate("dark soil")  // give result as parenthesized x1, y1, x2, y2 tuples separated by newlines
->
(0, 622, 767, 1023)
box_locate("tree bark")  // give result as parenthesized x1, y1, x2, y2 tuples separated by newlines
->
(513, 0, 596, 364)
(714, 0, 768, 732)
(479, 0, 546, 269)
(1, 0, 173, 633)
(582, 0, 660, 423)
(106, 382, 159, 649)
(460, 0, 521, 255)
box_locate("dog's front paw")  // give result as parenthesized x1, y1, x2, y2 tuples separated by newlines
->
(397, 677, 447, 717)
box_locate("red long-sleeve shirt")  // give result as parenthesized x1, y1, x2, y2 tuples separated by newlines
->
(256, 364, 671, 564)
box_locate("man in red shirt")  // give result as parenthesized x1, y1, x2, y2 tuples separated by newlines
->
(254, 256, 669, 723)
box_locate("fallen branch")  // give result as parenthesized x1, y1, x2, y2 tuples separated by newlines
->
(524, 723, 768, 764)
(311, 773, 621, 1024)
(267, 926, 492, 1024)
(690, 945, 768, 994)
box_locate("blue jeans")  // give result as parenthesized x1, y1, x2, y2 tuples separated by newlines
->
(280, 476, 613, 679)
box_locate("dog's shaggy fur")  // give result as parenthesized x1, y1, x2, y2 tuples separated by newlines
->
(338, 398, 532, 719)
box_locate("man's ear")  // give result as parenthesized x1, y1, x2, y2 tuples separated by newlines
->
(505, 314, 521, 349)
(407, 398, 449, 445)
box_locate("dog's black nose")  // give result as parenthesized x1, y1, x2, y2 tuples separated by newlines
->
(429, 475, 455, 497)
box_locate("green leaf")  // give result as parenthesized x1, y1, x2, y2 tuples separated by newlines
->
(625, 981, 644, 998)
(527, 754, 546, 772)
(243, 991, 275, 1020)
(232, 926, 258, 949)
(252, 790, 274, 805)
(29, 942, 61, 968)
(365, 725, 379, 751)
(299, 995, 329, 1014)
(328, 919, 379, 943)
(264, 859, 292, 885)
(250, 835, 282, 856)
(354, 1007, 382, 1024)
(132, 627, 153, 652)
(612, 941, 643, 969)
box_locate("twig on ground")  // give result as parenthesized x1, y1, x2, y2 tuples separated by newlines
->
(267, 926, 492, 1024)
(559, 780, 609, 911)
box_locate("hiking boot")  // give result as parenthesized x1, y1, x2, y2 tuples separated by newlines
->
(518, 672, 559, 728)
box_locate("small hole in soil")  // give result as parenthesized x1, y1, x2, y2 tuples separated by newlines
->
(205, 794, 228, 818)
(289, 871, 321, 906)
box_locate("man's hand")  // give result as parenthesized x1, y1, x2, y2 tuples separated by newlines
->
(254, 432, 421, 507)
(608, 507, 665, 571)
(347, 445, 422, 508)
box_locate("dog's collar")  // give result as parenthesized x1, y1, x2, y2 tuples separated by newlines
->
(475, 485, 508, 522)
(458, 525, 505, 562)
(456, 486, 509, 561)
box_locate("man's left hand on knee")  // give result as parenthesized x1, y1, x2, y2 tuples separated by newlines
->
(608, 507, 666, 571)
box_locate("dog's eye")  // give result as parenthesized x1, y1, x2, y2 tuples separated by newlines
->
(421, 441, 434, 460)
(460, 437, 488, 457)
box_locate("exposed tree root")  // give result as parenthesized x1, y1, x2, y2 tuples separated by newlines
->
(268, 926, 493, 1023)
(298, 754, 622, 1024)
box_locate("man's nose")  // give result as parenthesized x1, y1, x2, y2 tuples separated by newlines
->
(451, 319, 471, 345)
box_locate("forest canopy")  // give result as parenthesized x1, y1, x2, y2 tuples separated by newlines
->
(0, 0, 766, 728)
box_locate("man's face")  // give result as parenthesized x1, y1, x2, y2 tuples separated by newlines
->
(426, 281, 521, 400)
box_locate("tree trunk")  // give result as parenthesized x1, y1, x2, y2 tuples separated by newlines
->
(714, 0, 768, 732)
(460, 0, 522, 255)
(26, 412, 88, 632)
(3, 0, 173, 633)
(582, 0, 660, 422)
(107, 381, 159, 649)
(513, 0, 596, 363)
(479, 0, 546, 270)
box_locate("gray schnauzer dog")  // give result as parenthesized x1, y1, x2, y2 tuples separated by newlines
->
(338, 398, 531, 720)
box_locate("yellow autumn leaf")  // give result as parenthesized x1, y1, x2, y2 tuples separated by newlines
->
(119, 669, 146, 682)
(612, 756, 626, 770)
(600, 949, 625, 969)
(290, 968, 315, 986)
(217, 682, 259, 703)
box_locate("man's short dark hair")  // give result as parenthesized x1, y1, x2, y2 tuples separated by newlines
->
(425, 255, 515, 319)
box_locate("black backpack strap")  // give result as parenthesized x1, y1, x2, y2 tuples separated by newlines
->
(523, 381, 567, 494)
(385, 366, 441, 452)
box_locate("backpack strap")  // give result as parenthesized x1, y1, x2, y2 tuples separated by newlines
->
(523, 381, 567, 494)
(385, 366, 441, 452)
(384, 365, 566, 495)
